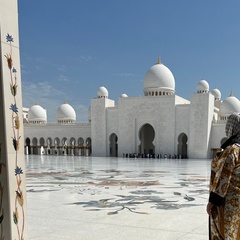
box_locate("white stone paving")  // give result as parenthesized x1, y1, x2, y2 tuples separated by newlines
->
(26, 155, 211, 240)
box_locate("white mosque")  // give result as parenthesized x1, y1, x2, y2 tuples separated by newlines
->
(23, 58, 240, 159)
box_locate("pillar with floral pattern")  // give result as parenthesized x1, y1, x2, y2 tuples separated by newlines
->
(0, 0, 28, 239)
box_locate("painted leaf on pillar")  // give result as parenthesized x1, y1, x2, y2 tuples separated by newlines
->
(4, 54, 13, 69)
(12, 137, 20, 151)
(13, 211, 18, 225)
(16, 191, 24, 206)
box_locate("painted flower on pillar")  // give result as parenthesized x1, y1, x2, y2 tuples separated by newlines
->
(15, 166, 23, 176)
(6, 33, 14, 42)
(10, 104, 18, 113)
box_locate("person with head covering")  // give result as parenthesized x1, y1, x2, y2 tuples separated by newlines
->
(207, 113, 240, 239)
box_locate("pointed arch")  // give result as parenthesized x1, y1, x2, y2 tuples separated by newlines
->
(39, 137, 45, 146)
(138, 123, 155, 155)
(86, 138, 92, 156)
(78, 137, 84, 156)
(54, 137, 60, 155)
(32, 137, 38, 154)
(47, 137, 52, 154)
(25, 137, 31, 154)
(61, 137, 68, 155)
(177, 133, 188, 158)
(70, 137, 76, 156)
(109, 133, 118, 157)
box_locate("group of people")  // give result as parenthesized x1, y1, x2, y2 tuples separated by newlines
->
(123, 153, 187, 159)
(207, 113, 240, 239)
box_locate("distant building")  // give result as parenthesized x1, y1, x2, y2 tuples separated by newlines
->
(23, 58, 240, 158)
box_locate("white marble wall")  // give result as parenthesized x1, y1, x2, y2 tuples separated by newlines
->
(91, 98, 115, 156)
(109, 95, 177, 156)
(188, 92, 215, 158)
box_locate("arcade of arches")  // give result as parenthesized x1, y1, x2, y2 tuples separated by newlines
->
(25, 137, 92, 156)
(109, 124, 190, 158)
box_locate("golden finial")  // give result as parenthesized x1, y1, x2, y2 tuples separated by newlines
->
(229, 90, 233, 96)
(64, 99, 67, 104)
(157, 56, 161, 64)
(35, 101, 38, 105)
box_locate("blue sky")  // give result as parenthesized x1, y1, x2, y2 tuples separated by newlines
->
(18, 1, 240, 122)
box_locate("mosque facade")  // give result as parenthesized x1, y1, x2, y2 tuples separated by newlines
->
(23, 59, 240, 159)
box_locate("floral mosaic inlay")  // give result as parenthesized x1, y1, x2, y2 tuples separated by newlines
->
(0, 33, 25, 240)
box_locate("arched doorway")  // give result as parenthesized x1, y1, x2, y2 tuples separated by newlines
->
(47, 138, 52, 155)
(178, 133, 188, 158)
(78, 138, 84, 156)
(138, 124, 155, 156)
(39, 137, 45, 155)
(109, 133, 118, 157)
(25, 138, 31, 154)
(70, 137, 76, 155)
(32, 137, 38, 154)
(62, 137, 68, 155)
(86, 138, 92, 156)
(54, 137, 60, 155)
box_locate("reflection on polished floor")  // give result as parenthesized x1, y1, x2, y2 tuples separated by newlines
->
(26, 155, 211, 240)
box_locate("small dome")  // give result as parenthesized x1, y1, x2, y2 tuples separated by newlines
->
(28, 103, 47, 123)
(211, 88, 221, 100)
(120, 93, 128, 98)
(143, 58, 175, 96)
(57, 102, 76, 123)
(97, 86, 108, 98)
(197, 80, 209, 93)
(219, 95, 240, 116)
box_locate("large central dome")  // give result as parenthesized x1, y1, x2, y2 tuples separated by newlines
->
(143, 58, 175, 96)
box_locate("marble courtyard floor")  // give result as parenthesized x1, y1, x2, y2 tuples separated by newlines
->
(26, 155, 211, 240)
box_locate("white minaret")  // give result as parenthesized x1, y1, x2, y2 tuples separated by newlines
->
(0, 0, 28, 239)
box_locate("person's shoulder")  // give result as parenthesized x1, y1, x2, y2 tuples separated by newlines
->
(226, 144, 240, 158)
(231, 143, 240, 150)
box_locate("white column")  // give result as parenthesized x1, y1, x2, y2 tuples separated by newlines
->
(0, 0, 28, 239)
